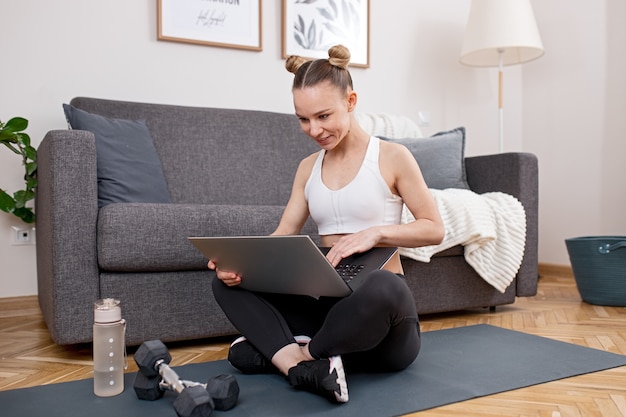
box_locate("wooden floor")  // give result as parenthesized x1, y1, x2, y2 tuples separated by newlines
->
(1, 266, 625, 416)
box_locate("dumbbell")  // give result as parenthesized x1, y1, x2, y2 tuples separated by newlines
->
(134, 340, 239, 416)
(133, 371, 240, 411)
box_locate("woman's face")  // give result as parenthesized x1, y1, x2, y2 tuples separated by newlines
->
(293, 81, 355, 150)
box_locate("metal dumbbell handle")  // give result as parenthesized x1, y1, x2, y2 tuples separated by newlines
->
(154, 359, 186, 394)
(158, 379, 205, 392)
(181, 380, 205, 388)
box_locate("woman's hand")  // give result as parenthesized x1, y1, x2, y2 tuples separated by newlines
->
(207, 260, 242, 286)
(325, 228, 381, 266)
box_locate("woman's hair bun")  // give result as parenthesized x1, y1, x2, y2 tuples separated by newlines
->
(285, 55, 309, 74)
(285, 45, 353, 90)
(328, 45, 350, 69)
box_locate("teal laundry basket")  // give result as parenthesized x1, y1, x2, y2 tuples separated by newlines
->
(565, 236, 626, 306)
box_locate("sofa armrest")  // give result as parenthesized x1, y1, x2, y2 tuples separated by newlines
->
(36, 129, 100, 345)
(465, 152, 539, 296)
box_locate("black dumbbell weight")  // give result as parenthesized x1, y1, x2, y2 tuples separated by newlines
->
(133, 370, 165, 401)
(173, 385, 214, 417)
(205, 374, 239, 411)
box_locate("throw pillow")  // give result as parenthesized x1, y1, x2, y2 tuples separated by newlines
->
(382, 127, 469, 190)
(63, 104, 172, 207)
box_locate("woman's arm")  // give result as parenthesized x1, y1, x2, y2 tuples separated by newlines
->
(272, 153, 317, 236)
(380, 142, 444, 246)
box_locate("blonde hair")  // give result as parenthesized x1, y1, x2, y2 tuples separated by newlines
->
(285, 45, 353, 92)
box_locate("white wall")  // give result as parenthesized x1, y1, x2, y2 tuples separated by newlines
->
(525, 0, 626, 265)
(0, 0, 623, 297)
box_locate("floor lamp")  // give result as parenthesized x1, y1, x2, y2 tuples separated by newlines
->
(460, 0, 544, 153)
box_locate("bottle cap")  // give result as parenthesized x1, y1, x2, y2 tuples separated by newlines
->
(94, 298, 122, 323)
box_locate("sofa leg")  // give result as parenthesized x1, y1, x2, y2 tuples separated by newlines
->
(489, 306, 496, 313)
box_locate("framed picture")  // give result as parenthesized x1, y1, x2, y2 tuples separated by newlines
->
(282, 0, 370, 68)
(157, 0, 262, 51)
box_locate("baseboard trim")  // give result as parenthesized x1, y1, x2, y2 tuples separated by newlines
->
(538, 263, 573, 278)
(0, 295, 40, 317)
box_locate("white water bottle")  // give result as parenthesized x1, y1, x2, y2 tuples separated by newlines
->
(93, 298, 126, 397)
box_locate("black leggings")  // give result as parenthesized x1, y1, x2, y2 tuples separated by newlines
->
(212, 269, 420, 373)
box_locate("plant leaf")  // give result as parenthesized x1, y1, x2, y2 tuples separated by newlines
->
(307, 20, 317, 49)
(0, 129, 15, 141)
(329, 0, 338, 16)
(14, 189, 34, 207)
(294, 32, 305, 49)
(17, 132, 31, 147)
(26, 162, 37, 177)
(1, 116, 37, 223)
(296, 15, 305, 33)
(24, 146, 37, 161)
(0, 189, 16, 213)
(26, 176, 37, 189)
(318, 7, 333, 21)
(4, 117, 28, 133)
(14, 190, 28, 207)
(13, 207, 35, 224)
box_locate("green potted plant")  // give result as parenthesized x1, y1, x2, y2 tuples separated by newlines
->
(0, 117, 37, 223)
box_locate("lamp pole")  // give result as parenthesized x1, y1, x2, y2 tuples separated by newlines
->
(498, 48, 504, 153)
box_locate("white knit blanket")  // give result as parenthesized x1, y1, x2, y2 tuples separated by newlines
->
(400, 189, 526, 293)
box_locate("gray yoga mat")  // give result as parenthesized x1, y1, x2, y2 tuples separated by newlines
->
(2, 324, 625, 417)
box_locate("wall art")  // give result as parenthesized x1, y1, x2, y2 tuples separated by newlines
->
(282, 0, 369, 67)
(158, 0, 262, 51)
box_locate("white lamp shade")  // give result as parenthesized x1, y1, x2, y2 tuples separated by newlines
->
(460, 0, 544, 67)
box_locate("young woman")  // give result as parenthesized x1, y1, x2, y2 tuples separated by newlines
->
(209, 45, 444, 404)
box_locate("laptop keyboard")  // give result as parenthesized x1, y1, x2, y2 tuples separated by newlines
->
(335, 263, 365, 282)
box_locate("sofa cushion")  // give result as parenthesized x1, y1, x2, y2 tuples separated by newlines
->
(382, 127, 469, 190)
(63, 104, 171, 207)
(97, 203, 321, 271)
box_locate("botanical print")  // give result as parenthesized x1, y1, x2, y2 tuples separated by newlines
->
(285, 0, 369, 66)
(292, 0, 363, 51)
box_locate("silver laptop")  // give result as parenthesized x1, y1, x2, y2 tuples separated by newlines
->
(188, 235, 397, 298)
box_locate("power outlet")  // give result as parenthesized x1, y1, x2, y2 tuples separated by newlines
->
(10, 226, 36, 246)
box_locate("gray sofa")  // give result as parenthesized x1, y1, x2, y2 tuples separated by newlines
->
(36, 97, 538, 346)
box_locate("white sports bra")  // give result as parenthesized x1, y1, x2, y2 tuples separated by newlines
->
(304, 137, 403, 236)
